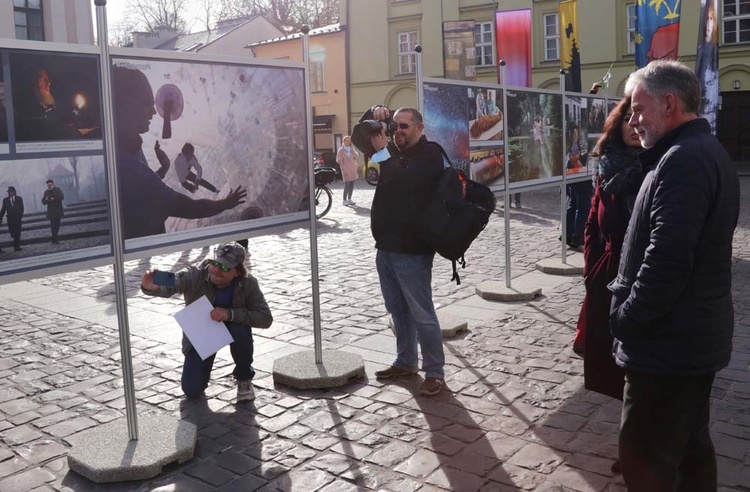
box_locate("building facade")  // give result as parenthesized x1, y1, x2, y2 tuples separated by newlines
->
(0, 0, 94, 45)
(344, 0, 750, 159)
(251, 25, 349, 153)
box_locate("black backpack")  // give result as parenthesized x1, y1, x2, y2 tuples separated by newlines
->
(418, 143, 497, 285)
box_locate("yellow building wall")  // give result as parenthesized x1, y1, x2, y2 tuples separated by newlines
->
(252, 30, 349, 150)
(347, 0, 750, 129)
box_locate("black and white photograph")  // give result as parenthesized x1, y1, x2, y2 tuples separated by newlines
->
(111, 56, 308, 252)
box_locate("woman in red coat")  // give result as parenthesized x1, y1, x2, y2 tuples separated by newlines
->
(573, 97, 642, 400)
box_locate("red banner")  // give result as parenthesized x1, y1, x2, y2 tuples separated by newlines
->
(495, 9, 532, 87)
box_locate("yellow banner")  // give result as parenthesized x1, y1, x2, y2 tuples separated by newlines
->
(559, 0, 581, 92)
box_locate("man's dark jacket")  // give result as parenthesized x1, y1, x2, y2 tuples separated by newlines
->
(608, 118, 739, 375)
(370, 135, 444, 254)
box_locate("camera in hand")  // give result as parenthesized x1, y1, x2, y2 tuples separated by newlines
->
(351, 114, 397, 158)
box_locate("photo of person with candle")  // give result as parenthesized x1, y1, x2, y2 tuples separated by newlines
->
(9, 52, 101, 144)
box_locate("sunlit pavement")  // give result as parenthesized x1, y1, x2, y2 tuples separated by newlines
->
(0, 177, 748, 491)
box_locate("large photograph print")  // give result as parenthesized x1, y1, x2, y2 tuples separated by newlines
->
(565, 96, 590, 180)
(0, 65, 7, 154)
(423, 81, 470, 173)
(111, 56, 308, 251)
(9, 51, 102, 153)
(505, 89, 563, 188)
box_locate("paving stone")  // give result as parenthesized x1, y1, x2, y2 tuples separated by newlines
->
(425, 465, 488, 491)
(364, 440, 417, 467)
(393, 449, 442, 478)
(185, 460, 237, 487)
(1, 425, 44, 446)
(547, 465, 611, 492)
(0, 468, 55, 492)
(214, 451, 261, 475)
(16, 440, 68, 465)
(508, 443, 569, 474)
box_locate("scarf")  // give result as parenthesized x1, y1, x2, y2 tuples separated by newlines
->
(342, 145, 352, 158)
(598, 143, 642, 197)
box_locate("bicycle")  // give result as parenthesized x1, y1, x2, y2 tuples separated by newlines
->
(313, 167, 336, 219)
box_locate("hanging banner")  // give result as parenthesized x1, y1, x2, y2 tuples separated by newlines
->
(559, 0, 582, 93)
(635, 0, 681, 68)
(495, 9, 532, 87)
(443, 21, 477, 81)
(695, 0, 719, 134)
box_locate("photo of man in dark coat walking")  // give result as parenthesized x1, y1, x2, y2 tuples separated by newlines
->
(42, 179, 64, 244)
(0, 186, 24, 252)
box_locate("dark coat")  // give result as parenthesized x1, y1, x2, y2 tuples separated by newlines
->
(370, 135, 444, 254)
(608, 119, 739, 375)
(0, 195, 24, 232)
(42, 186, 64, 219)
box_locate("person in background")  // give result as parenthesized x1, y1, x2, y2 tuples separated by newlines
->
(565, 125, 592, 249)
(572, 96, 643, 474)
(41, 179, 64, 245)
(140, 241, 272, 402)
(174, 143, 218, 194)
(337, 135, 359, 206)
(0, 186, 24, 252)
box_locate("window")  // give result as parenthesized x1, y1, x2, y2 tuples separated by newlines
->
(310, 59, 325, 92)
(474, 21, 494, 67)
(398, 31, 418, 74)
(626, 3, 636, 54)
(14, 0, 44, 41)
(723, 0, 750, 44)
(543, 13, 559, 61)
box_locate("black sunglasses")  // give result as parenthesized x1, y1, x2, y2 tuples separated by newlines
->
(397, 122, 417, 130)
(208, 260, 231, 272)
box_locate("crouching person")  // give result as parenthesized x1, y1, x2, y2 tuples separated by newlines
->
(141, 241, 272, 402)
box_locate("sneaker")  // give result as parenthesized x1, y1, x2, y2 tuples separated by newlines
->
(342, 200, 347, 206)
(374, 365, 418, 379)
(236, 380, 255, 402)
(419, 377, 445, 396)
(348, 200, 356, 206)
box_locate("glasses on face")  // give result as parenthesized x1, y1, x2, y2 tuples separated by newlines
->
(397, 122, 417, 130)
(208, 259, 232, 272)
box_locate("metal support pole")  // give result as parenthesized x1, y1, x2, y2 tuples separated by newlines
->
(302, 26, 324, 364)
(500, 61, 512, 289)
(560, 69, 569, 265)
(94, 0, 138, 440)
(416, 45, 424, 114)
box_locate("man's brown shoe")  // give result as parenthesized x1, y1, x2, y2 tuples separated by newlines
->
(375, 365, 418, 379)
(419, 377, 445, 396)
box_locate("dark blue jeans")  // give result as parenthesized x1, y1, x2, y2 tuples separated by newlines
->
(181, 322, 255, 397)
(566, 181, 593, 244)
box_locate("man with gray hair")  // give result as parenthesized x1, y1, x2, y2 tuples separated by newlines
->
(609, 60, 739, 489)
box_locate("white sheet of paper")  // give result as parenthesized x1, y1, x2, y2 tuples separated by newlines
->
(174, 295, 234, 360)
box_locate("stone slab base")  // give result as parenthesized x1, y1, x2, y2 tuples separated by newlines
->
(273, 349, 365, 389)
(535, 253, 584, 276)
(475, 279, 542, 302)
(388, 309, 469, 338)
(67, 415, 196, 483)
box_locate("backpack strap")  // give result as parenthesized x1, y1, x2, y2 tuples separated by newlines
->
(424, 141, 454, 168)
(451, 260, 461, 285)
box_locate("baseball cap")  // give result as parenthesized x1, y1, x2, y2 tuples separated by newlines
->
(214, 241, 246, 269)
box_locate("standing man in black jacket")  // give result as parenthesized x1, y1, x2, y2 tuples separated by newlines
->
(42, 180, 64, 244)
(364, 106, 446, 396)
(0, 186, 24, 252)
(609, 60, 739, 490)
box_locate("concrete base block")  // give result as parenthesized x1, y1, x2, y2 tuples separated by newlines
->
(273, 349, 365, 389)
(475, 279, 542, 302)
(388, 309, 468, 338)
(67, 414, 196, 483)
(535, 253, 584, 276)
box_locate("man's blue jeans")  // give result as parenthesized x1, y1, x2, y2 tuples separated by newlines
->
(376, 250, 445, 378)
(181, 322, 255, 397)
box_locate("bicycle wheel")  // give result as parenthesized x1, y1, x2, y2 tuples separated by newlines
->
(315, 185, 333, 218)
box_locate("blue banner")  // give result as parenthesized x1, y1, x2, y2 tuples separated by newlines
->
(635, 0, 681, 68)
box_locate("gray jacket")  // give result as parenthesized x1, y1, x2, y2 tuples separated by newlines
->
(142, 260, 273, 354)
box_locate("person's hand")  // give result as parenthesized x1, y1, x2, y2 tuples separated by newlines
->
(373, 106, 390, 122)
(223, 186, 247, 209)
(370, 127, 388, 152)
(141, 269, 158, 290)
(210, 307, 229, 322)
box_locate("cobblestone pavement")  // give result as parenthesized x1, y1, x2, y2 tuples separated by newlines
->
(0, 178, 748, 492)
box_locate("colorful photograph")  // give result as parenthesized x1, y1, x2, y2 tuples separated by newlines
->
(505, 89, 563, 187)
(565, 96, 589, 176)
(470, 147, 505, 189)
(469, 87, 504, 141)
(586, 96, 610, 174)
(0, 155, 111, 273)
(423, 81, 470, 173)
(111, 57, 308, 251)
(8, 51, 102, 152)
